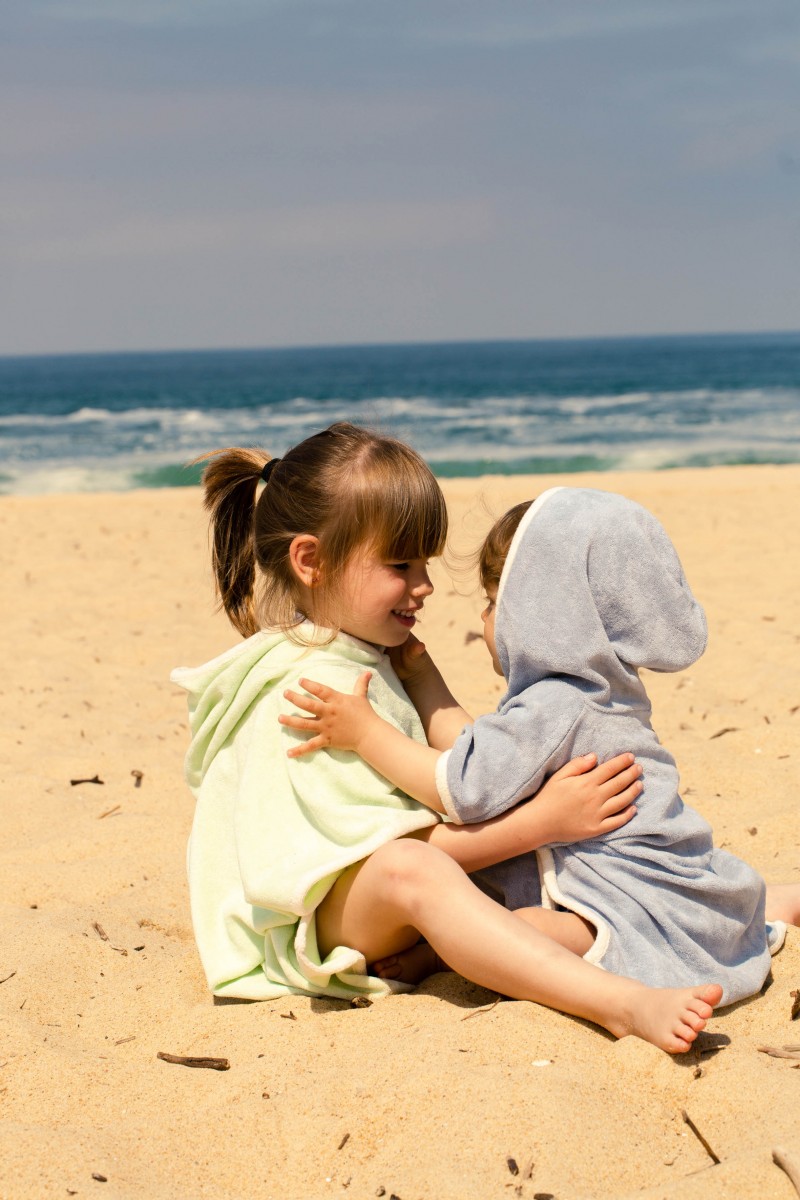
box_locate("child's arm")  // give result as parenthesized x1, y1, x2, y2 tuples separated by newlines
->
(279, 674, 642, 850)
(282, 671, 446, 811)
(387, 635, 473, 751)
(410, 753, 641, 873)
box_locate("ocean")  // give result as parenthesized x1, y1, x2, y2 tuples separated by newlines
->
(1, 332, 799, 495)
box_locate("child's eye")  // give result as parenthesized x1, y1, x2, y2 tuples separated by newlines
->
(390, 562, 410, 572)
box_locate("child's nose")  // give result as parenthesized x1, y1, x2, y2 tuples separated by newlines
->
(412, 568, 434, 597)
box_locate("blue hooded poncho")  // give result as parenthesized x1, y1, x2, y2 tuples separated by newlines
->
(437, 487, 779, 1003)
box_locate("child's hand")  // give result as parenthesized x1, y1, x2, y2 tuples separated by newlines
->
(387, 633, 430, 683)
(535, 752, 642, 846)
(279, 672, 375, 758)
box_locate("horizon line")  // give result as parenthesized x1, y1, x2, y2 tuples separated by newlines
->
(1, 328, 799, 363)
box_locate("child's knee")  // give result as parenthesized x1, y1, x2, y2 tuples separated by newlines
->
(372, 837, 444, 900)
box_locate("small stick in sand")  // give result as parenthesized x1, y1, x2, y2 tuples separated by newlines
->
(791, 989, 800, 1020)
(70, 774, 104, 785)
(97, 805, 121, 819)
(773, 1147, 800, 1197)
(337, 1133, 350, 1150)
(681, 1109, 720, 1165)
(757, 1045, 800, 1061)
(131, 769, 144, 788)
(692, 1035, 729, 1058)
(0, 971, 17, 985)
(709, 727, 739, 740)
(157, 1051, 230, 1071)
(91, 922, 128, 955)
(461, 994, 502, 1020)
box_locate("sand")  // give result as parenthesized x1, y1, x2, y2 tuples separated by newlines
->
(1, 465, 799, 1200)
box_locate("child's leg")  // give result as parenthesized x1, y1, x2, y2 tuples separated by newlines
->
(512, 906, 596, 956)
(765, 883, 800, 926)
(316, 837, 722, 1053)
(374, 907, 593, 985)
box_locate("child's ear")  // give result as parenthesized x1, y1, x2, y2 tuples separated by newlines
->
(289, 534, 322, 587)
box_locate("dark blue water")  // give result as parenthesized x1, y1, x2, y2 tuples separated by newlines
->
(1, 333, 798, 494)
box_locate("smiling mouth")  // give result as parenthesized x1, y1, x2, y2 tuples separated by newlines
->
(392, 608, 419, 625)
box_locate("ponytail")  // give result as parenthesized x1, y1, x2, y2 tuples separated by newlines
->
(195, 447, 274, 638)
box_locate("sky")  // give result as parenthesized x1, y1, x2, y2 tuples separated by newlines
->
(1, 0, 799, 355)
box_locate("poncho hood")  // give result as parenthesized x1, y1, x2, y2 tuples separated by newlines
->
(495, 487, 708, 702)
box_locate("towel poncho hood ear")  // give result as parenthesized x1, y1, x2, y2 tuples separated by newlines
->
(495, 487, 708, 700)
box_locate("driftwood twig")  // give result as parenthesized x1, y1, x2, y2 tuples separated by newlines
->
(681, 1109, 720, 1165)
(757, 1045, 800, 1061)
(461, 995, 502, 1021)
(157, 1051, 230, 1071)
(773, 1147, 800, 1197)
(70, 774, 104, 786)
(92, 921, 128, 955)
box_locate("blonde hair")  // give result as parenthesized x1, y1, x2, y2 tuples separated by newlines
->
(478, 500, 532, 594)
(198, 423, 448, 639)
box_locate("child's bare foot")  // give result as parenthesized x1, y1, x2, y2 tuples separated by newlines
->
(765, 883, 800, 926)
(610, 983, 723, 1054)
(371, 942, 448, 986)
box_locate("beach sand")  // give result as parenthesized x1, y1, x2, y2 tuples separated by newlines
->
(1, 465, 799, 1200)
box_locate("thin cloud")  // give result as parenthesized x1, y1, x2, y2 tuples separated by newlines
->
(404, 0, 766, 48)
(31, 0, 289, 28)
(15, 199, 495, 264)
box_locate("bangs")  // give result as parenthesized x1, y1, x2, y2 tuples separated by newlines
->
(314, 429, 448, 583)
(349, 458, 447, 563)
(369, 472, 448, 561)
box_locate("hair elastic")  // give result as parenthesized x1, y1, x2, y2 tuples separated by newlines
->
(261, 458, 281, 484)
